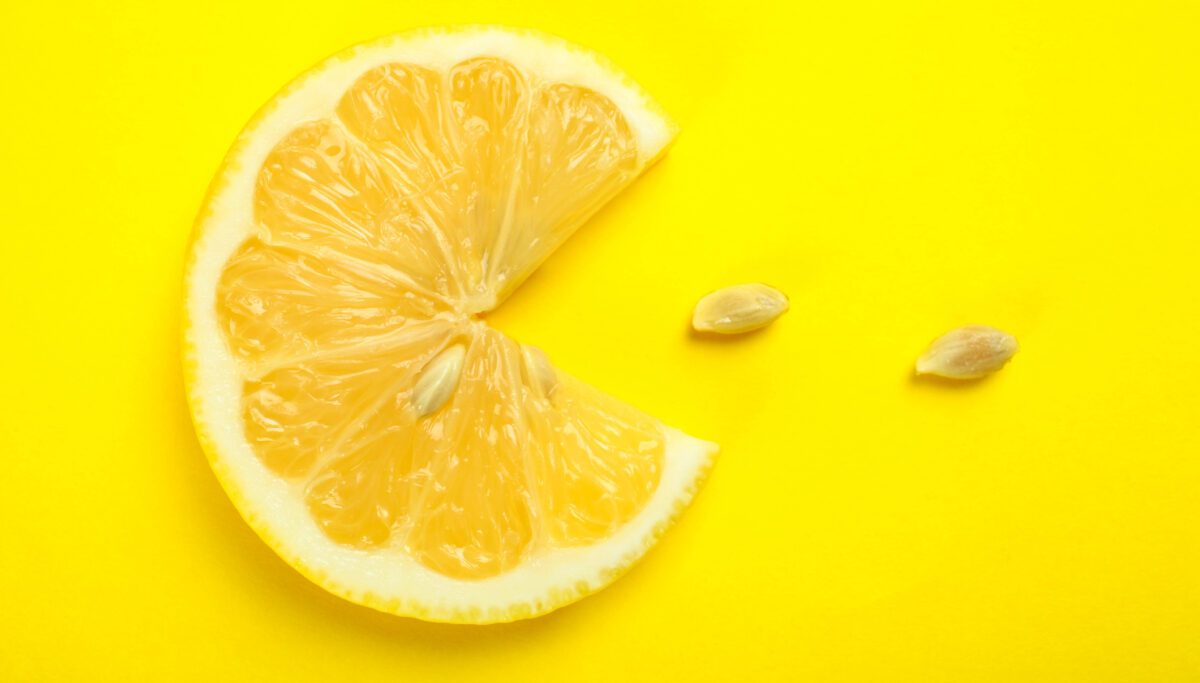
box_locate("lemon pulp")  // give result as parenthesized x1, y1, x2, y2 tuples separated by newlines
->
(214, 57, 665, 580)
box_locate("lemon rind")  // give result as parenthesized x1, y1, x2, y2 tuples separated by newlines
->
(183, 25, 711, 624)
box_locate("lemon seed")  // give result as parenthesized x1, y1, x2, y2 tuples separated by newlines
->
(412, 344, 466, 416)
(916, 325, 1019, 379)
(692, 283, 789, 334)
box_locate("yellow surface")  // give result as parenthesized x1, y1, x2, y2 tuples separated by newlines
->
(2, 1, 1198, 680)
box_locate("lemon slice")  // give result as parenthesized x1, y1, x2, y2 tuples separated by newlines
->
(184, 26, 717, 624)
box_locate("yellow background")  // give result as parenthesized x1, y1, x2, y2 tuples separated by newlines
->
(3, 0, 1199, 680)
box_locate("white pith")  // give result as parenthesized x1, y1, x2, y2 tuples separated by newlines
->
(184, 26, 716, 624)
